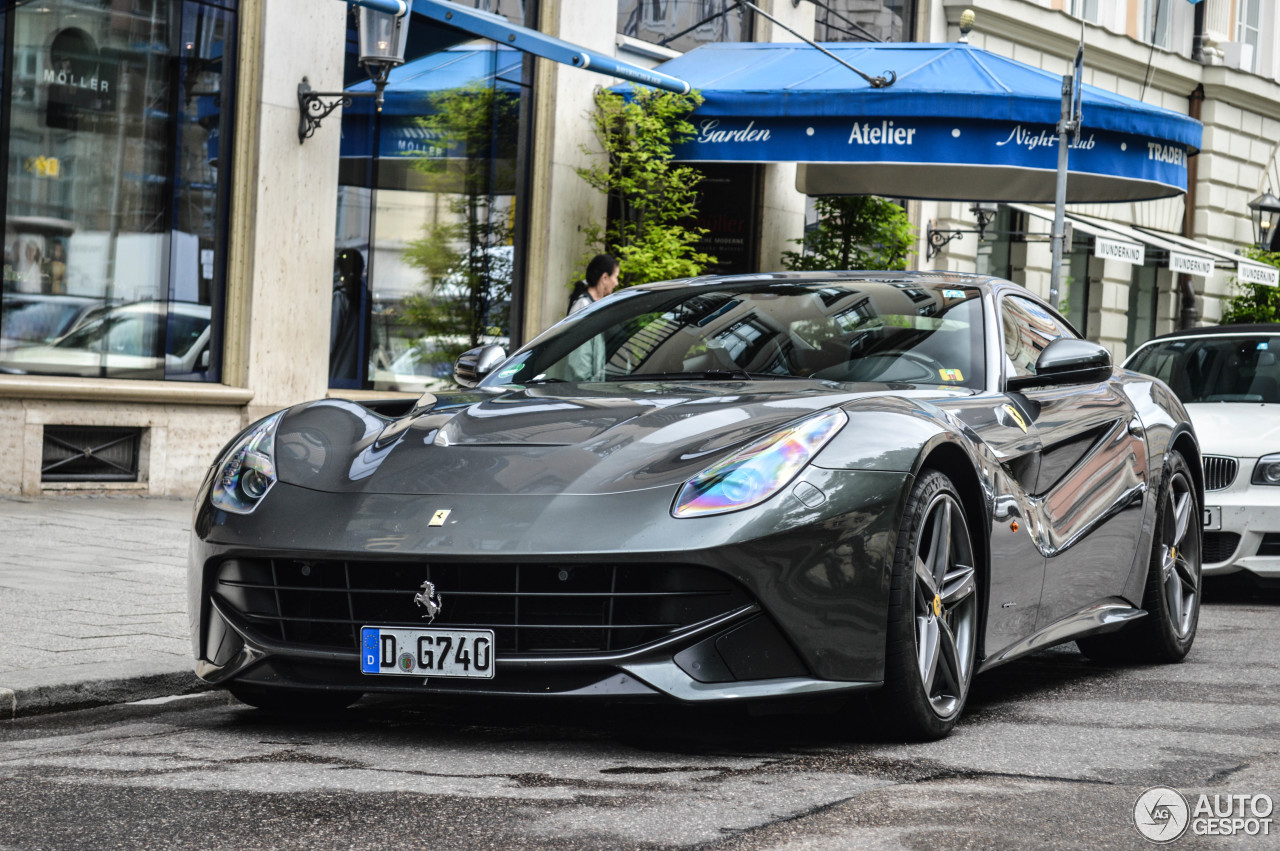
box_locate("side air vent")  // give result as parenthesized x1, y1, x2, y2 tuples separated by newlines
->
(41, 426, 142, 482)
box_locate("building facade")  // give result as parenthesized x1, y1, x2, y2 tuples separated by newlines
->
(921, 0, 1280, 359)
(0, 0, 1276, 498)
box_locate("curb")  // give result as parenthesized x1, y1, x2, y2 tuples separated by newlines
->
(1, 671, 210, 720)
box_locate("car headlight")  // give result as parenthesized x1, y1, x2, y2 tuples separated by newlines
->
(1252, 453, 1280, 485)
(210, 411, 286, 514)
(673, 409, 847, 518)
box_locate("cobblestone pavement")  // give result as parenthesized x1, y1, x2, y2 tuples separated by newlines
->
(0, 496, 199, 717)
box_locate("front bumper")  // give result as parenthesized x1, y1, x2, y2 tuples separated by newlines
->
(1202, 474, 1280, 578)
(188, 469, 908, 703)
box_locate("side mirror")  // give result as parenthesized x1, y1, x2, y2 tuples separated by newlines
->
(1006, 338, 1112, 391)
(199, 348, 211, 370)
(454, 344, 506, 388)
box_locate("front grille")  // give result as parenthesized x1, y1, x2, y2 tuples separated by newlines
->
(1202, 455, 1238, 492)
(1203, 532, 1241, 564)
(214, 559, 752, 656)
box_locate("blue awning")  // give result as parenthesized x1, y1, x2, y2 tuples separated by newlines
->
(414, 0, 689, 94)
(345, 44, 523, 116)
(342, 46, 523, 160)
(631, 42, 1203, 202)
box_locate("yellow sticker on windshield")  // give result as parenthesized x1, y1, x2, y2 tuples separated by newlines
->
(938, 368, 964, 382)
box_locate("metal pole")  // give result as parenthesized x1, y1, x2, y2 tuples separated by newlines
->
(347, 0, 408, 15)
(1049, 74, 1071, 310)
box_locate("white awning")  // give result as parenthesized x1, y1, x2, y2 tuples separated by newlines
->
(1006, 204, 1222, 277)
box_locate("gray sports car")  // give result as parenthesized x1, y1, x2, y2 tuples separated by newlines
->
(189, 272, 1203, 739)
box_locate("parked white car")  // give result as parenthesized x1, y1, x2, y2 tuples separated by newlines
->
(1126, 324, 1280, 583)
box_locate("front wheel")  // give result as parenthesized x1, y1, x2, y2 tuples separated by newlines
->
(1079, 449, 1201, 663)
(874, 470, 979, 740)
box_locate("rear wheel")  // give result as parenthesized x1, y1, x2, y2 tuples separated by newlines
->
(1078, 450, 1201, 663)
(227, 682, 363, 713)
(874, 470, 979, 740)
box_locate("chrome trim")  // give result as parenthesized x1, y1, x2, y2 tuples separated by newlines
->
(1203, 455, 1238, 492)
(621, 659, 878, 702)
(981, 599, 1147, 669)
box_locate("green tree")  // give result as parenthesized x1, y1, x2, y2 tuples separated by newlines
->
(781, 195, 916, 271)
(576, 87, 715, 287)
(1221, 248, 1280, 324)
(401, 83, 518, 372)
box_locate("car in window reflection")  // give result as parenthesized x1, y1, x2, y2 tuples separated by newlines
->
(0, 293, 106, 353)
(1126, 324, 1280, 583)
(0, 300, 210, 379)
(191, 272, 1201, 740)
(372, 334, 509, 392)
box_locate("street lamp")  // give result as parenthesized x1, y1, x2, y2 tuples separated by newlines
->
(969, 201, 998, 239)
(1249, 189, 1280, 251)
(298, 0, 413, 143)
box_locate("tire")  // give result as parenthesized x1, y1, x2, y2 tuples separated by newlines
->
(227, 682, 363, 713)
(1078, 450, 1201, 664)
(873, 470, 979, 741)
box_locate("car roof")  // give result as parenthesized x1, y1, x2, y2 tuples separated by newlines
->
(1137, 323, 1280, 345)
(629, 270, 1004, 293)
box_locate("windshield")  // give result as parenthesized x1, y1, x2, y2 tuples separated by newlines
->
(56, 309, 208, 357)
(486, 280, 986, 389)
(0, 298, 92, 343)
(1128, 334, 1280, 403)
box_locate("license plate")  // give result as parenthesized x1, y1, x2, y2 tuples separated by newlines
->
(360, 626, 495, 679)
(1203, 506, 1221, 531)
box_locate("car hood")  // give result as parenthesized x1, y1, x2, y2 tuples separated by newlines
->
(274, 380, 966, 496)
(1185, 403, 1280, 458)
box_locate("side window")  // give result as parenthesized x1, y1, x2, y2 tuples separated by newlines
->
(1001, 296, 1075, 378)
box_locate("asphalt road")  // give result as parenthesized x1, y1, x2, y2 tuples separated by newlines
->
(1, 578, 1277, 851)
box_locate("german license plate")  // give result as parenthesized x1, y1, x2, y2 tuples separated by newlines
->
(360, 626, 494, 679)
(1203, 506, 1221, 531)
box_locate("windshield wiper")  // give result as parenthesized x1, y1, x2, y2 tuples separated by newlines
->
(611, 370, 807, 382)
(521, 377, 568, 385)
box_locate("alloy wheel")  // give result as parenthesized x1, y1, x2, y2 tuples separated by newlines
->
(1161, 469, 1199, 640)
(913, 492, 978, 719)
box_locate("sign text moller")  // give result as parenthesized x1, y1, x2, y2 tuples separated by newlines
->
(43, 68, 109, 93)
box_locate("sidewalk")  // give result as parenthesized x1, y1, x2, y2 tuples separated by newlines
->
(0, 495, 203, 719)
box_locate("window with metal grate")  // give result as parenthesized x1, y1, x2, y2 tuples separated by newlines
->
(41, 425, 141, 482)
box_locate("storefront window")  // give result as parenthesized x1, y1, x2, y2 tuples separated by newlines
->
(975, 206, 1013, 281)
(814, 1, 917, 43)
(333, 35, 528, 392)
(1126, 264, 1160, 352)
(1062, 239, 1092, 338)
(617, 0, 751, 53)
(0, 0, 236, 382)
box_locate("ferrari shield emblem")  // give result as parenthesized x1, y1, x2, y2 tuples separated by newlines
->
(429, 509, 451, 527)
